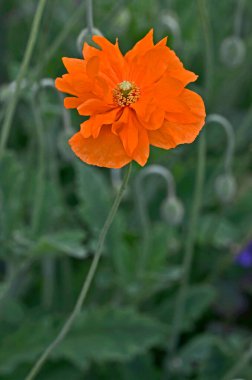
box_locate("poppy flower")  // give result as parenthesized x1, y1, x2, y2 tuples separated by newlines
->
(55, 29, 206, 168)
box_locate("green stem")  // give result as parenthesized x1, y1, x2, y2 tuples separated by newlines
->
(25, 163, 132, 380)
(167, 0, 212, 359)
(0, 0, 47, 161)
(86, 0, 94, 35)
(221, 342, 252, 380)
(197, 0, 214, 103)
(32, 0, 125, 79)
(169, 135, 206, 355)
(30, 98, 46, 236)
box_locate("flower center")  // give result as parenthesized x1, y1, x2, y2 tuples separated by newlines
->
(113, 80, 140, 107)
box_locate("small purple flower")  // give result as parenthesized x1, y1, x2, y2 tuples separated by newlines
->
(235, 241, 252, 268)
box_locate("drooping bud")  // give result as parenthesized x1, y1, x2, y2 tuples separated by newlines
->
(220, 36, 246, 68)
(161, 196, 184, 226)
(76, 27, 103, 54)
(215, 173, 237, 203)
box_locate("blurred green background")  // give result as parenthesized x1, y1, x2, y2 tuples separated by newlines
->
(0, 0, 252, 379)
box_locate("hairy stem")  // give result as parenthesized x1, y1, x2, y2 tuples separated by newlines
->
(25, 163, 132, 380)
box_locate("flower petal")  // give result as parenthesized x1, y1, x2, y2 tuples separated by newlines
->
(86, 56, 100, 79)
(80, 108, 120, 138)
(132, 125, 149, 166)
(149, 116, 205, 149)
(77, 98, 114, 116)
(118, 108, 138, 156)
(62, 57, 86, 73)
(69, 128, 131, 168)
(92, 35, 125, 82)
(64, 97, 83, 109)
(125, 29, 154, 62)
(180, 89, 206, 118)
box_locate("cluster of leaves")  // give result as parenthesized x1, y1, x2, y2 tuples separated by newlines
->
(1, 0, 252, 379)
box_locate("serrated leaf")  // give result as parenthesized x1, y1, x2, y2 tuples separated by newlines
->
(179, 334, 230, 378)
(0, 318, 56, 374)
(32, 229, 87, 258)
(54, 308, 165, 369)
(0, 308, 165, 374)
(155, 285, 216, 331)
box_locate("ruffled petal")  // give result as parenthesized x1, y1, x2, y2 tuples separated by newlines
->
(180, 89, 206, 118)
(129, 46, 171, 87)
(69, 128, 131, 168)
(118, 108, 138, 156)
(64, 97, 83, 109)
(148, 122, 178, 149)
(125, 29, 154, 62)
(80, 108, 120, 138)
(92, 35, 125, 83)
(148, 86, 205, 150)
(62, 57, 86, 73)
(132, 125, 149, 166)
(77, 98, 114, 116)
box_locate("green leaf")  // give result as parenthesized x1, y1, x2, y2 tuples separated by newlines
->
(197, 214, 239, 248)
(0, 151, 25, 247)
(0, 318, 56, 374)
(179, 334, 231, 378)
(32, 229, 87, 258)
(75, 163, 111, 231)
(155, 285, 216, 331)
(0, 308, 165, 374)
(54, 307, 165, 369)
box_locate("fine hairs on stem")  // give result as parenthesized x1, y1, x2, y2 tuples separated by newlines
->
(0, 0, 47, 162)
(24, 163, 132, 380)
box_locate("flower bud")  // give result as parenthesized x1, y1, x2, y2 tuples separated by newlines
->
(161, 196, 184, 226)
(215, 173, 237, 203)
(220, 36, 246, 67)
(76, 28, 103, 54)
(114, 8, 130, 31)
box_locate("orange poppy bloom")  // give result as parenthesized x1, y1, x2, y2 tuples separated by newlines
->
(55, 29, 206, 168)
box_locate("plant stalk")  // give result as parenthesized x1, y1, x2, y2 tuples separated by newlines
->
(25, 163, 132, 380)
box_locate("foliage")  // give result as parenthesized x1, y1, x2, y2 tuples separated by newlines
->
(1, 0, 252, 379)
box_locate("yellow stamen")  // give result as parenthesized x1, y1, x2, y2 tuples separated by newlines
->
(113, 80, 140, 107)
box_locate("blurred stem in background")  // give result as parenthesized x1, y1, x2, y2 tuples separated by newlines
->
(167, 0, 213, 365)
(25, 163, 132, 380)
(0, 0, 47, 162)
(86, 0, 94, 35)
(135, 165, 176, 275)
(31, 95, 56, 311)
(30, 96, 49, 309)
(206, 114, 235, 174)
(168, 135, 206, 358)
(221, 341, 252, 380)
(33, 0, 126, 78)
(30, 98, 46, 237)
(197, 0, 214, 103)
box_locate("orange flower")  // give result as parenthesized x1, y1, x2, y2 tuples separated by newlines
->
(55, 29, 206, 168)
